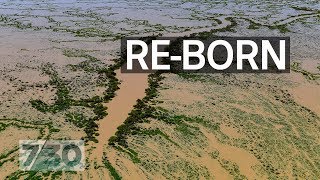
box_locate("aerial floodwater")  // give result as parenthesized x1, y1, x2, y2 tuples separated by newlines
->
(0, 0, 319, 179)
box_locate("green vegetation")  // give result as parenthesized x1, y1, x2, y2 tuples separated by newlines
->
(291, 6, 317, 12)
(136, 129, 179, 146)
(111, 56, 320, 178)
(65, 112, 87, 128)
(1, 1, 320, 179)
(219, 159, 247, 180)
(29, 51, 122, 142)
(248, 20, 261, 30)
(114, 146, 141, 163)
(194, 17, 238, 39)
(0, 148, 19, 168)
(0, 157, 14, 168)
(291, 62, 320, 80)
(0, 118, 58, 139)
(0, 15, 34, 29)
(73, 28, 112, 38)
(0, 119, 60, 179)
(213, 18, 223, 25)
(103, 154, 122, 180)
(244, 18, 291, 33)
(108, 72, 163, 147)
(30, 64, 72, 113)
(209, 150, 220, 159)
(268, 24, 290, 33)
(177, 73, 207, 82)
(107, 71, 221, 174)
(51, 171, 63, 179)
(6, 171, 59, 180)
(63, 49, 99, 62)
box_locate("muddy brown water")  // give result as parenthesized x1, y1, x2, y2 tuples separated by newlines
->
(89, 19, 233, 162)
(90, 69, 149, 161)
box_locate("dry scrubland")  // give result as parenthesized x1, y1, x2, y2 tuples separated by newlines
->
(0, 0, 320, 179)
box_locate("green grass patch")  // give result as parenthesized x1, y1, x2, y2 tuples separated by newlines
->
(103, 155, 122, 180)
(291, 62, 320, 80)
(30, 54, 122, 142)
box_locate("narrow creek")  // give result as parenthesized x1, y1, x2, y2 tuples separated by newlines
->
(90, 17, 232, 162)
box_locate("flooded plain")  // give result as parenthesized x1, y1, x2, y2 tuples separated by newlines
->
(0, 0, 319, 179)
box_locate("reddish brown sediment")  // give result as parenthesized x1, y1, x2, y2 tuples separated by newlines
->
(89, 70, 149, 162)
